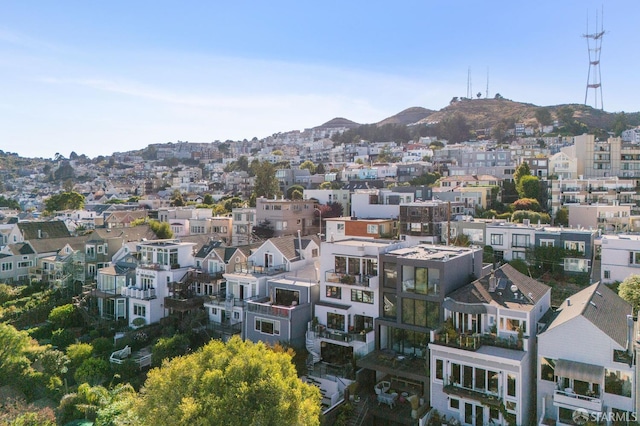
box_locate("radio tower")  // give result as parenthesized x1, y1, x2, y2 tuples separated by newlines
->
(583, 8, 605, 110)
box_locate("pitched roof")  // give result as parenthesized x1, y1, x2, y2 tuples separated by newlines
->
(18, 221, 71, 240)
(266, 234, 320, 262)
(546, 281, 632, 347)
(28, 235, 89, 255)
(446, 263, 550, 311)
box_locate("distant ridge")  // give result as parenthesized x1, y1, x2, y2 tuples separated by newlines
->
(314, 117, 360, 129)
(377, 107, 436, 126)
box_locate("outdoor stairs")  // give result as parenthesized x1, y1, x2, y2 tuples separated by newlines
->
(305, 330, 321, 368)
(348, 395, 369, 426)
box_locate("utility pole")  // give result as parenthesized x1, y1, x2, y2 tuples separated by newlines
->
(447, 201, 451, 246)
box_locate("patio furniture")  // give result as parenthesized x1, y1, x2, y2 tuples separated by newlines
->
(377, 391, 398, 409)
(374, 380, 391, 395)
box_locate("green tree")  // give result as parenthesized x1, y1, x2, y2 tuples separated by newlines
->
(51, 328, 76, 350)
(74, 357, 110, 386)
(170, 190, 184, 207)
(252, 161, 280, 199)
(512, 198, 541, 212)
(44, 191, 85, 212)
(299, 160, 316, 174)
(48, 304, 80, 329)
(315, 163, 326, 174)
(149, 220, 174, 239)
(203, 194, 214, 205)
(517, 175, 540, 199)
(319, 181, 332, 189)
(151, 334, 190, 367)
(513, 162, 531, 187)
(0, 323, 33, 386)
(555, 207, 569, 226)
(557, 106, 574, 126)
(286, 185, 306, 200)
(120, 336, 321, 426)
(612, 112, 629, 137)
(66, 343, 94, 371)
(619, 275, 640, 314)
(535, 108, 553, 128)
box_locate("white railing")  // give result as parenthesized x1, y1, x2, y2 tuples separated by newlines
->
(553, 388, 603, 412)
(121, 287, 157, 299)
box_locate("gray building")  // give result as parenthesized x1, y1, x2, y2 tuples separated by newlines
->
(245, 277, 320, 348)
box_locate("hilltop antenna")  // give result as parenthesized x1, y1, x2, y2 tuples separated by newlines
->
(486, 67, 489, 99)
(466, 67, 472, 99)
(583, 7, 605, 110)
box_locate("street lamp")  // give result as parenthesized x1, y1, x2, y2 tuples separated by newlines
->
(314, 207, 323, 241)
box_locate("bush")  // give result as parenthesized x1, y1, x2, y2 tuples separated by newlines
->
(91, 337, 114, 358)
(48, 304, 80, 329)
(51, 328, 76, 350)
(74, 357, 110, 386)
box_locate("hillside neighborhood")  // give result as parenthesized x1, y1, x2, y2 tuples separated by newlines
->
(3, 101, 640, 425)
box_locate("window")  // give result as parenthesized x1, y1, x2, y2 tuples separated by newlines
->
(336, 223, 345, 231)
(97, 245, 104, 254)
(233, 312, 240, 320)
(604, 270, 610, 279)
(1, 262, 12, 272)
(564, 241, 585, 253)
(383, 293, 397, 318)
(490, 234, 503, 245)
(351, 289, 374, 304)
(605, 369, 632, 397)
(449, 398, 459, 410)
(500, 317, 527, 334)
(540, 358, 555, 382)
(629, 251, 640, 266)
(507, 374, 517, 397)
(327, 312, 345, 331)
(401, 298, 439, 327)
(564, 258, 589, 273)
(512, 234, 530, 248)
(435, 359, 443, 381)
(17, 261, 32, 268)
(133, 304, 146, 317)
(539, 239, 554, 247)
(367, 224, 379, 234)
(211, 308, 217, 315)
(255, 318, 280, 335)
(383, 263, 397, 288)
(326, 286, 341, 299)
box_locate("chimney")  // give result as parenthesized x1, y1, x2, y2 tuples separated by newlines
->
(488, 271, 497, 292)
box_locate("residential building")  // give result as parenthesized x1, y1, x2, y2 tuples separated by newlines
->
(245, 276, 319, 347)
(120, 240, 197, 327)
(600, 234, 640, 284)
(255, 197, 316, 237)
(549, 176, 638, 216)
(537, 282, 634, 425)
(399, 201, 465, 245)
(574, 133, 640, 179)
(303, 189, 350, 218)
(231, 207, 256, 246)
(549, 150, 578, 180)
(567, 204, 632, 233)
(356, 244, 486, 414)
(203, 235, 319, 341)
(430, 264, 551, 426)
(0, 242, 37, 284)
(324, 217, 397, 242)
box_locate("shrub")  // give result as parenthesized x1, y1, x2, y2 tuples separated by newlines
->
(51, 328, 76, 350)
(48, 304, 80, 329)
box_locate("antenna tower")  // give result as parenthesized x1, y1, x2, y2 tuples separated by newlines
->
(583, 8, 605, 110)
(466, 67, 472, 99)
(485, 67, 489, 99)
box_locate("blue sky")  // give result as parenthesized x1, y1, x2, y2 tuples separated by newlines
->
(1, 1, 638, 159)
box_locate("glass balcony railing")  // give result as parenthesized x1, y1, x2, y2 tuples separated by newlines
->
(324, 270, 371, 287)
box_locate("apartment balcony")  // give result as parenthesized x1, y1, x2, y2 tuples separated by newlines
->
(183, 270, 223, 284)
(432, 331, 523, 352)
(310, 324, 371, 344)
(205, 320, 242, 336)
(324, 270, 371, 287)
(443, 383, 502, 408)
(204, 292, 258, 308)
(247, 298, 296, 319)
(233, 262, 287, 275)
(121, 287, 157, 300)
(553, 388, 603, 413)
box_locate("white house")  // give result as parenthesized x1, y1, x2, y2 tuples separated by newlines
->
(429, 264, 551, 426)
(600, 234, 640, 284)
(537, 282, 634, 425)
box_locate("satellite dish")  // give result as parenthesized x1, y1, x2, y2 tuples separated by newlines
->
(510, 284, 518, 293)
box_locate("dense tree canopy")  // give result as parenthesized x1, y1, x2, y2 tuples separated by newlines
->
(252, 161, 279, 199)
(44, 191, 85, 212)
(517, 175, 541, 200)
(117, 337, 321, 426)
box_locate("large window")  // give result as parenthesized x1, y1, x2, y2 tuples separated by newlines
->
(255, 318, 280, 335)
(629, 251, 640, 266)
(401, 298, 439, 328)
(605, 369, 632, 397)
(133, 304, 146, 317)
(512, 234, 530, 248)
(490, 234, 503, 245)
(564, 258, 589, 273)
(351, 289, 374, 304)
(507, 374, 517, 397)
(564, 241, 585, 253)
(383, 263, 397, 288)
(435, 359, 443, 380)
(388, 327, 429, 358)
(367, 224, 379, 234)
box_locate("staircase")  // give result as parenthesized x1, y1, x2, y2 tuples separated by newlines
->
(348, 396, 369, 426)
(305, 329, 321, 369)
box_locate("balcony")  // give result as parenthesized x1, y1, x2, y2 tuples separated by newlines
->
(233, 262, 287, 276)
(183, 270, 223, 283)
(247, 299, 296, 319)
(432, 331, 523, 352)
(324, 270, 371, 287)
(553, 388, 603, 412)
(443, 384, 501, 408)
(204, 292, 259, 308)
(311, 324, 369, 343)
(121, 287, 157, 300)
(205, 320, 242, 336)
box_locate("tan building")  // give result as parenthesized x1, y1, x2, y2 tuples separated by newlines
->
(574, 133, 640, 179)
(255, 197, 316, 237)
(567, 204, 634, 233)
(549, 177, 638, 215)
